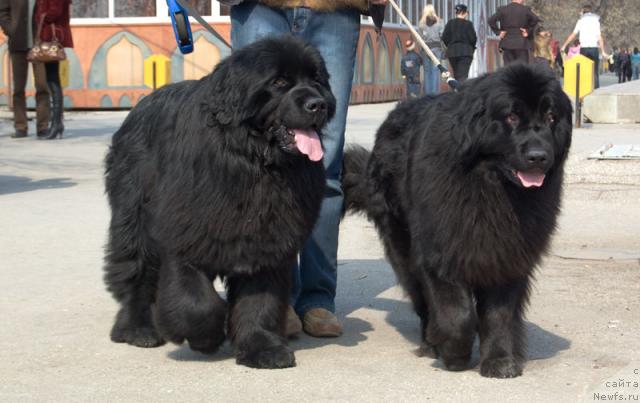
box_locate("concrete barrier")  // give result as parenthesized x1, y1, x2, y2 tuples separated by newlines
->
(583, 80, 640, 123)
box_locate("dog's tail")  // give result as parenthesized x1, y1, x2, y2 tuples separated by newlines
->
(342, 145, 371, 217)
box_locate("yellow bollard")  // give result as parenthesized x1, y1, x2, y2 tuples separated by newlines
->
(563, 55, 594, 98)
(144, 54, 172, 90)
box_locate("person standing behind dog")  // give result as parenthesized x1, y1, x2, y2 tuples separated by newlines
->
(34, 0, 73, 140)
(0, 0, 50, 139)
(488, 0, 539, 65)
(226, 0, 388, 338)
(400, 39, 422, 99)
(418, 4, 443, 95)
(632, 47, 640, 80)
(560, 4, 608, 89)
(441, 4, 477, 82)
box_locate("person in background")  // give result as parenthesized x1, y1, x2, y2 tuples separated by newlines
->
(631, 47, 640, 80)
(488, 0, 540, 65)
(566, 39, 581, 61)
(0, 0, 50, 139)
(441, 4, 477, 82)
(616, 47, 630, 83)
(228, 0, 388, 338)
(608, 46, 618, 74)
(442, 4, 478, 82)
(34, 0, 73, 140)
(532, 25, 554, 71)
(417, 4, 443, 95)
(560, 4, 608, 89)
(624, 47, 633, 82)
(400, 39, 422, 99)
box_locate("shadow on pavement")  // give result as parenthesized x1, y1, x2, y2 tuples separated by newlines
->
(0, 175, 76, 195)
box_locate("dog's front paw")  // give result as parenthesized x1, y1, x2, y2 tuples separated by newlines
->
(110, 324, 165, 348)
(236, 345, 296, 369)
(415, 341, 438, 359)
(188, 333, 225, 355)
(480, 357, 522, 378)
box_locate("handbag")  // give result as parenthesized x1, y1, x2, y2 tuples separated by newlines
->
(27, 15, 66, 63)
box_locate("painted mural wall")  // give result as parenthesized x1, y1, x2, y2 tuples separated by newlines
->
(0, 6, 503, 109)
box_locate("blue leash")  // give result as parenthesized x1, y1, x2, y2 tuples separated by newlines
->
(167, 0, 228, 54)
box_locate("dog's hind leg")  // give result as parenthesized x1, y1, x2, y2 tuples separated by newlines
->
(153, 258, 227, 354)
(475, 278, 530, 378)
(377, 215, 432, 356)
(105, 215, 164, 348)
(226, 266, 294, 369)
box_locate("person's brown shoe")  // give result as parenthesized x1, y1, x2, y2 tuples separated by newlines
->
(303, 308, 343, 337)
(11, 129, 27, 138)
(286, 305, 302, 336)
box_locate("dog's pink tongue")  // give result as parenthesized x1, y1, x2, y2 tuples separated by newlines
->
(293, 129, 323, 162)
(517, 171, 545, 188)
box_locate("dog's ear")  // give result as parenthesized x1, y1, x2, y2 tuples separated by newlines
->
(204, 57, 253, 126)
(553, 87, 573, 157)
(452, 93, 488, 164)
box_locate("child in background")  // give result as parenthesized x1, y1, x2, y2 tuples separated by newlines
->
(401, 39, 423, 99)
(566, 39, 581, 60)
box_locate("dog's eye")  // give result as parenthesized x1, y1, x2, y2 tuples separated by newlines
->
(506, 113, 520, 127)
(273, 78, 289, 88)
(546, 112, 555, 124)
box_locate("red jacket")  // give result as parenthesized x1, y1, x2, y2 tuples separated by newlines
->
(34, 0, 73, 48)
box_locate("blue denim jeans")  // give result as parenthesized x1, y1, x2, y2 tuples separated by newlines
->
(406, 81, 420, 98)
(231, 3, 360, 316)
(422, 48, 442, 95)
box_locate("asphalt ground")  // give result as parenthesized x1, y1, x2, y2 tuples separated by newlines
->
(0, 96, 639, 402)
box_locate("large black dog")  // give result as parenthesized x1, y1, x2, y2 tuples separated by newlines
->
(104, 36, 335, 369)
(343, 64, 572, 378)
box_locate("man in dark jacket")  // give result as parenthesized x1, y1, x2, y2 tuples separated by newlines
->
(401, 39, 422, 98)
(0, 0, 50, 138)
(488, 0, 540, 65)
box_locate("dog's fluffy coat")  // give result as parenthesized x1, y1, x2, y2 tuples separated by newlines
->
(343, 64, 572, 378)
(104, 36, 335, 369)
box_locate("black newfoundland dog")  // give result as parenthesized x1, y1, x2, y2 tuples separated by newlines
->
(104, 36, 335, 369)
(343, 64, 572, 378)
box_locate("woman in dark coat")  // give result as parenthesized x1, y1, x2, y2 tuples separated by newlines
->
(34, 0, 73, 140)
(442, 4, 477, 82)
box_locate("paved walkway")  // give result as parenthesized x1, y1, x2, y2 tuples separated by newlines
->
(0, 104, 639, 402)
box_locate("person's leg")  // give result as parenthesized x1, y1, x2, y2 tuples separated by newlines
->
(581, 48, 600, 88)
(408, 82, 420, 98)
(10, 52, 28, 134)
(41, 62, 64, 139)
(32, 61, 50, 135)
(502, 49, 515, 66)
(518, 49, 530, 64)
(448, 57, 459, 80)
(230, 2, 290, 49)
(424, 49, 441, 95)
(454, 56, 472, 81)
(292, 8, 360, 319)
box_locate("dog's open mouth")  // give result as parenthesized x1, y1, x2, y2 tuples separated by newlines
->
(513, 169, 545, 188)
(271, 126, 324, 162)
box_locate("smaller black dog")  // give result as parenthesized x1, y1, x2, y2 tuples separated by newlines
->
(104, 36, 335, 369)
(343, 64, 572, 378)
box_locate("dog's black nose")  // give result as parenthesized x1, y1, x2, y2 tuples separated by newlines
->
(304, 98, 327, 114)
(525, 149, 548, 166)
